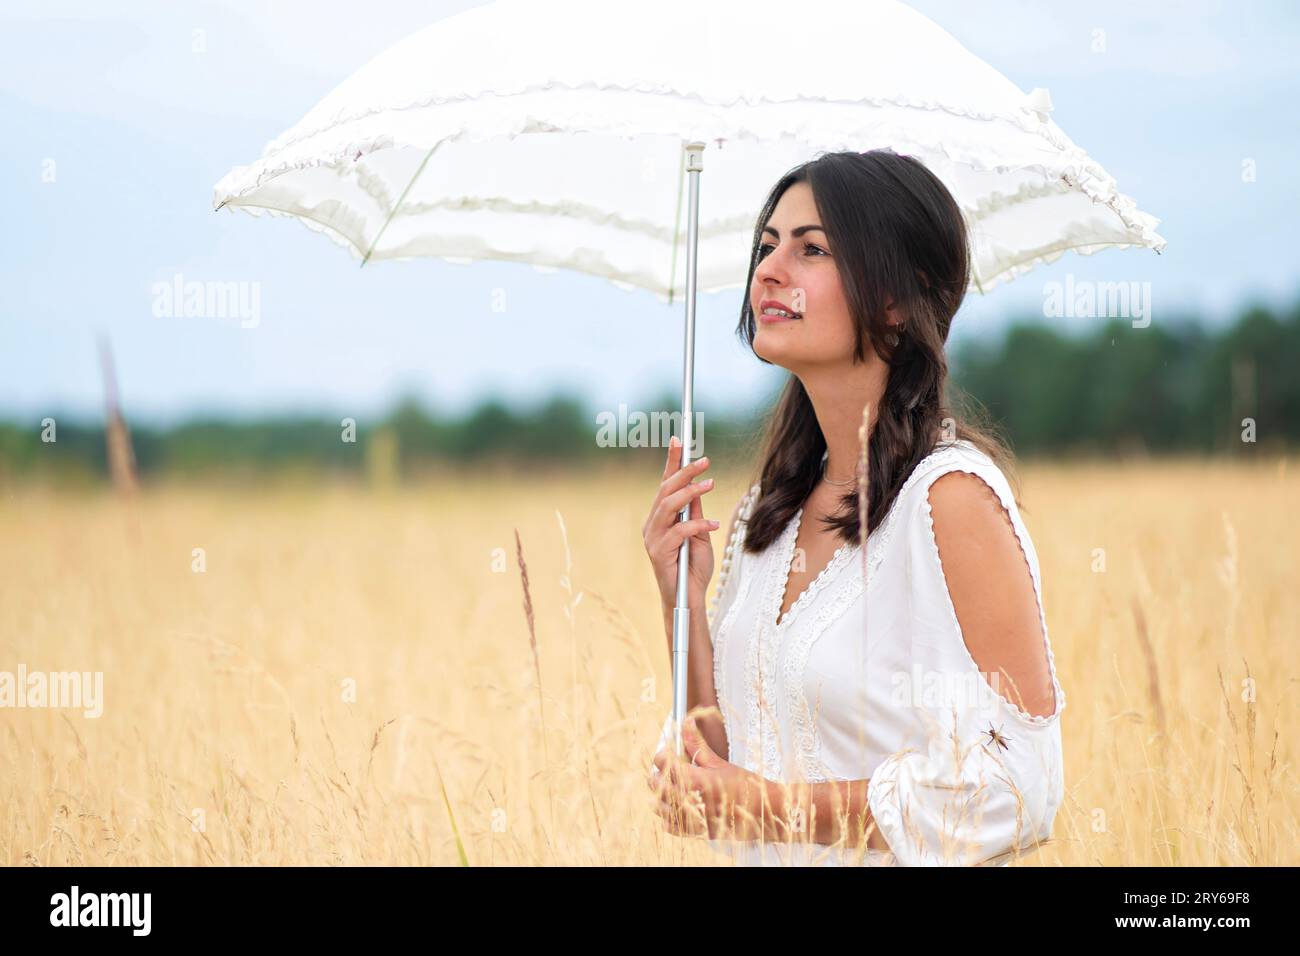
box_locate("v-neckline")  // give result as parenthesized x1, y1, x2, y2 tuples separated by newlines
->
(773, 505, 859, 630)
(767, 440, 968, 633)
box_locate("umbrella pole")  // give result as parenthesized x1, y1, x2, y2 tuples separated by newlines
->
(672, 141, 706, 757)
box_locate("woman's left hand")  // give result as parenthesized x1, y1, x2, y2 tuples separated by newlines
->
(648, 712, 767, 841)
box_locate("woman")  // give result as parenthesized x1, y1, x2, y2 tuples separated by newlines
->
(643, 149, 1066, 866)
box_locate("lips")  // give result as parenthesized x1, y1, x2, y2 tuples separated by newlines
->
(758, 298, 802, 320)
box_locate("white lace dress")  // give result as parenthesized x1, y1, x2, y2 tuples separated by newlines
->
(654, 439, 1067, 866)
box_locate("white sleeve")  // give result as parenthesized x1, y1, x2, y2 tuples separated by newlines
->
(866, 462, 1066, 866)
(652, 483, 758, 758)
(865, 712, 1065, 866)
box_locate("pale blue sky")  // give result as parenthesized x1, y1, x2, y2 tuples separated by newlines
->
(2, 0, 1297, 425)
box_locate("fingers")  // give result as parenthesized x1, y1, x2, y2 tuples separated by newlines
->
(658, 437, 711, 501)
(661, 434, 683, 481)
(665, 517, 720, 550)
(648, 438, 711, 540)
(686, 494, 715, 545)
(648, 748, 678, 795)
(657, 465, 712, 521)
(648, 747, 693, 798)
(658, 491, 714, 542)
(649, 742, 724, 838)
(648, 508, 719, 555)
(680, 714, 719, 769)
(648, 749, 703, 797)
(658, 796, 706, 836)
(659, 435, 704, 490)
(650, 747, 670, 781)
(658, 795, 684, 833)
(654, 772, 694, 824)
(655, 780, 712, 837)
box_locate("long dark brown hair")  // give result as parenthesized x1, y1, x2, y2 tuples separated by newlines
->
(739, 148, 1020, 555)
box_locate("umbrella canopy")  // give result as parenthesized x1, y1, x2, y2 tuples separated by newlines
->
(213, 0, 1165, 302)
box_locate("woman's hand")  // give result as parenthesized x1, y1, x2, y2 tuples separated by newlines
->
(642, 436, 718, 613)
(648, 710, 766, 842)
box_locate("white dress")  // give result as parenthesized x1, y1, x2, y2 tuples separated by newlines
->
(654, 438, 1067, 866)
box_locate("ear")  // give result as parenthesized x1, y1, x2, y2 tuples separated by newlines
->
(883, 298, 907, 329)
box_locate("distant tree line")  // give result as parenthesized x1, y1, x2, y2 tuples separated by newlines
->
(953, 303, 1299, 457)
(3, 297, 1297, 483)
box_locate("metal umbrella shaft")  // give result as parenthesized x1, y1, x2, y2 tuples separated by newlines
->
(672, 141, 706, 756)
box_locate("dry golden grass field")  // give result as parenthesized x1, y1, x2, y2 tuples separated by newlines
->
(2, 454, 1297, 866)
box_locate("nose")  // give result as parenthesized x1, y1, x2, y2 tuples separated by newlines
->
(754, 244, 789, 287)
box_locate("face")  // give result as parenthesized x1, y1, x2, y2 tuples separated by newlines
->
(749, 181, 857, 370)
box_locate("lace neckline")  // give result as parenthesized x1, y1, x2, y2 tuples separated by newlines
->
(772, 505, 861, 630)
(768, 439, 978, 632)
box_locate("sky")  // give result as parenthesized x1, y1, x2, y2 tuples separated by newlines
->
(2, 0, 1297, 426)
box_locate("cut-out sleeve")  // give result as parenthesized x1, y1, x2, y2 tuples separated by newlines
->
(865, 461, 1067, 866)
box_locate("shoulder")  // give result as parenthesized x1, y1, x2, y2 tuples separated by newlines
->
(902, 440, 1016, 514)
(909, 440, 1032, 581)
(924, 468, 1022, 565)
(912, 445, 1058, 721)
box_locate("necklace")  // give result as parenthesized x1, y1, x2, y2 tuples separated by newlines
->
(820, 451, 861, 487)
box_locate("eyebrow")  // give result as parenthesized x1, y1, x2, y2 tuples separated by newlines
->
(762, 224, 825, 239)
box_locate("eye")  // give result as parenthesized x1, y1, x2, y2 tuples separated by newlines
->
(757, 241, 828, 260)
